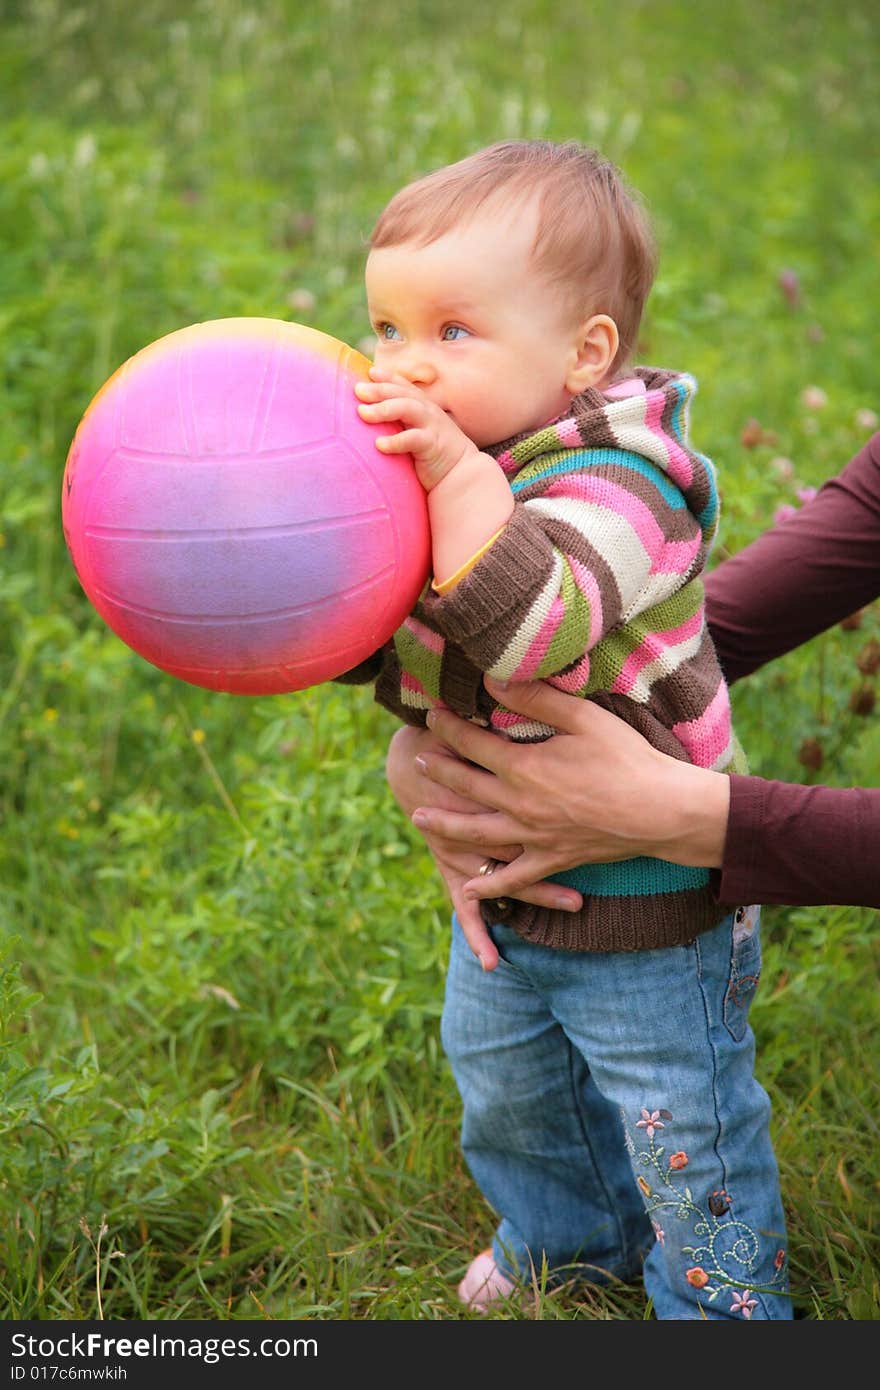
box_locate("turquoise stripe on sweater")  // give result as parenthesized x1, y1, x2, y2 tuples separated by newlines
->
(511, 447, 687, 508)
(549, 857, 711, 896)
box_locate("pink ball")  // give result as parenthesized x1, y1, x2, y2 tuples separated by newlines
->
(61, 318, 430, 694)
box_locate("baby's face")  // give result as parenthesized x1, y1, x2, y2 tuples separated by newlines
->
(365, 202, 583, 448)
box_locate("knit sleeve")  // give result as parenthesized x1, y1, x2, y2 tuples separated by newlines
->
(421, 454, 704, 682)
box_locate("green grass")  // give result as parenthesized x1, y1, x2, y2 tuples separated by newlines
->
(1, 0, 879, 1321)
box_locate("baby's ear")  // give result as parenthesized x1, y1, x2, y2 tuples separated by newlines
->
(566, 315, 619, 394)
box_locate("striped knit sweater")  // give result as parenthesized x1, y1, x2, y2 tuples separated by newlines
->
(344, 367, 747, 952)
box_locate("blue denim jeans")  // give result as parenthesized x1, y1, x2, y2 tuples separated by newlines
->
(441, 908, 791, 1320)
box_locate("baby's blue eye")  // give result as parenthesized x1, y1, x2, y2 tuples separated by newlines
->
(376, 323, 401, 341)
(442, 325, 469, 341)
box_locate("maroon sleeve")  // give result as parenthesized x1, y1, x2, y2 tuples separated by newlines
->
(705, 432, 880, 684)
(706, 433, 880, 907)
(715, 775, 880, 907)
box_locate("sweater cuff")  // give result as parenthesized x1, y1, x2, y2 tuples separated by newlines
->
(422, 505, 552, 645)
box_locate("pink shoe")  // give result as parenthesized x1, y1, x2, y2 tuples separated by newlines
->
(457, 1249, 517, 1311)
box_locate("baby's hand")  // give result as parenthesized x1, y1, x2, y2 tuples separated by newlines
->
(355, 370, 478, 492)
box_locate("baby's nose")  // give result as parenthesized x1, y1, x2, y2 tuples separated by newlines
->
(398, 348, 438, 386)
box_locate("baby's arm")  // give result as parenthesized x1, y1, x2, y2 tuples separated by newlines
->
(355, 373, 514, 586)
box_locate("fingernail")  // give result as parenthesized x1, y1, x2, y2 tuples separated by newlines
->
(414, 755, 427, 772)
(425, 710, 437, 728)
(478, 953, 490, 969)
(411, 810, 427, 827)
(462, 888, 477, 901)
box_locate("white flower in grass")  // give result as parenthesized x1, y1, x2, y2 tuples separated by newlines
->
(770, 455, 795, 480)
(287, 288, 316, 314)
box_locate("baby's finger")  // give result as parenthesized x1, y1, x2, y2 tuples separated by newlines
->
(368, 366, 412, 386)
(375, 428, 426, 455)
(357, 394, 424, 422)
(356, 381, 426, 413)
(354, 381, 383, 403)
(356, 380, 408, 403)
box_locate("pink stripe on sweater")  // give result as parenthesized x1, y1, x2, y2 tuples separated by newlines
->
(549, 650, 592, 693)
(510, 593, 565, 680)
(612, 609, 704, 694)
(556, 417, 582, 446)
(672, 683, 731, 768)
(401, 670, 429, 697)
(544, 473, 699, 575)
(645, 389, 693, 491)
(605, 377, 646, 400)
(490, 706, 528, 731)
(403, 615, 445, 655)
(655, 537, 702, 575)
(569, 556, 604, 647)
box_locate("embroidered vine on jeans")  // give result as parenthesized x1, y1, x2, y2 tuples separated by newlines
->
(627, 1107, 786, 1317)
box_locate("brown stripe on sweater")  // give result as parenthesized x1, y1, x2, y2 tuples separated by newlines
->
(570, 390, 622, 449)
(438, 645, 485, 718)
(485, 882, 730, 952)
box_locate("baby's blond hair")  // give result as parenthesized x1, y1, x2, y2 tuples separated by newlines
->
(369, 140, 657, 374)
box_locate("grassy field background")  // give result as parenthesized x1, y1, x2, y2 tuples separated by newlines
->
(1, 0, 878, 1320)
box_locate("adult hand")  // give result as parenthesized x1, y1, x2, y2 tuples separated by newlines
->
(385, 723, 581, 971)
(411, 678, 731, 907)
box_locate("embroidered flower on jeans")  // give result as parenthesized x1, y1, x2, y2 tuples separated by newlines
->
(651, 1220, 665, 1245)
(686, 1266, 710, 1289)
(636, 1108, 665, 1138)
(669, 1151, 688, 1170)
(731, 1289, 759, 1318)
(774, 1249, 786, 1271)
(637, 1176, 652, 1199)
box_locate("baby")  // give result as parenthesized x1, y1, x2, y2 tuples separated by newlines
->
(347, 140, 790, 1320)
